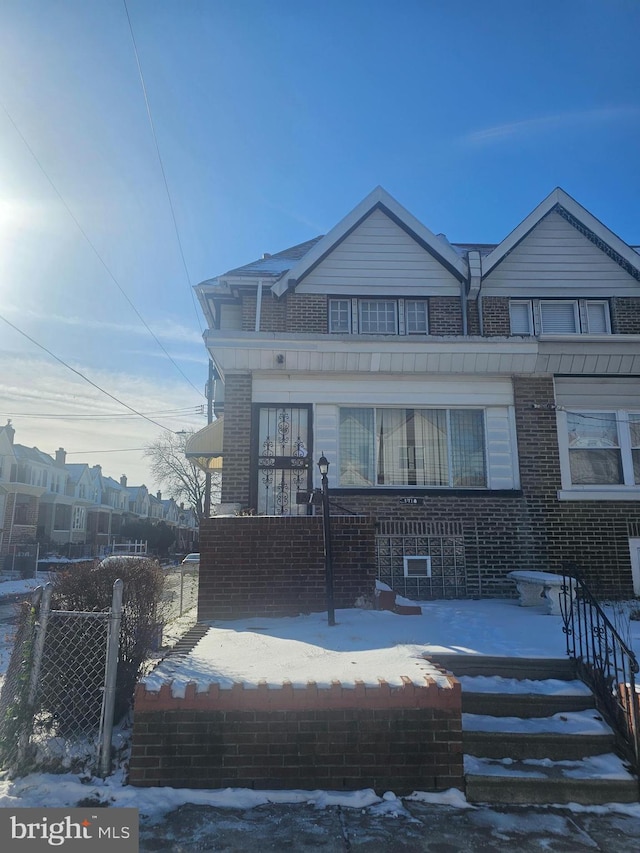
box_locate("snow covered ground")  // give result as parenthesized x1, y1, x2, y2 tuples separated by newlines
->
(1, 574, 640, 841)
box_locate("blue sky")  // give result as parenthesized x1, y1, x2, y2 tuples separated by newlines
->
(0, 0, 638, 487)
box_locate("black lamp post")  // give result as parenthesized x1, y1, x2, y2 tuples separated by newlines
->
(317, 453, 336, 626)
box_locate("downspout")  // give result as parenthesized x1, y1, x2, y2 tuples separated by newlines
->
(255, 279, 263, 332)
(467, 250, 483, 335)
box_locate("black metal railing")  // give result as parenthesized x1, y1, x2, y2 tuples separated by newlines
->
(559, 568, 640, 771)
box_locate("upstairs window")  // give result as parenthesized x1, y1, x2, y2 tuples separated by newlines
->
(329, 298, 429, 335)
(509, 299, 611, 336)
(359, 300, 397, 334)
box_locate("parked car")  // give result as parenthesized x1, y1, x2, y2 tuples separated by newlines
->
(97, 555, 158, 570)
(180, 553, 200, 569)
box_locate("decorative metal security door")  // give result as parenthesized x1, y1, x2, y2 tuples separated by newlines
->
(256, 406, 311, 515)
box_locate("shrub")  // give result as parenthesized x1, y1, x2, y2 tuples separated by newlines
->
(49, 558, 165, 722)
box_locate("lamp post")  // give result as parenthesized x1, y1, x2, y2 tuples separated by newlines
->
(317, 454, 336, 626)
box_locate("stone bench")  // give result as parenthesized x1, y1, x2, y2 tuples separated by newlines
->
(506, 570, 575, 616)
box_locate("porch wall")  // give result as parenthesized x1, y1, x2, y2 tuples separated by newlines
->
(129, 676, 463, 793)
(198, 515, 376, 621)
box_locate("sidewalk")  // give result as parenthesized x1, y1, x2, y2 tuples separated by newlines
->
(139, 798, 640, 851)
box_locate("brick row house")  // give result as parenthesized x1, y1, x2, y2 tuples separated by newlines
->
(193, 187, 640, 602)
(0, 421, 197, 561)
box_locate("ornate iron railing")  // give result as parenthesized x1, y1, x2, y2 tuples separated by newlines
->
(559, 568, 640, 771)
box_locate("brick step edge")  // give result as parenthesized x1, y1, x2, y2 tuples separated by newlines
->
(465, 774, 639, 805)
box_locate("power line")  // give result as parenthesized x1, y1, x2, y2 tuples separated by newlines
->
(0, 100, 204, 399)
(0, 312, 178, 432)
(4, 406, 205, 420)
(66, 447, 147, 454)
(123, 0, 205, 337)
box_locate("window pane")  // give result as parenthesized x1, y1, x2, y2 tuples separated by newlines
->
(329, 300, 350, 333)
(510, 302, 532, 334)
(569, 449, 623, 485)
(406, 300, 428, 333)
(450, 410, 487, 486)
(567, 412, 622, 485)
(376, 409, 448, 485)
(339, 408, 375, 486)
(360, 300, 397, 334)
(586, 302, 609, 334)
(540, 302, 578, 333)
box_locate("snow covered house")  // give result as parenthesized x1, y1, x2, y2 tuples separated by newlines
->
(194, 187, 640, 601)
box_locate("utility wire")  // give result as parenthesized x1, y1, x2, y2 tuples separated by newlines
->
(123, 0, 204, 336)
(0, 100, 204, 398)
(4, 406, 205, 420)
(66, 447, 148, 454)
(0, 312, 177, 432)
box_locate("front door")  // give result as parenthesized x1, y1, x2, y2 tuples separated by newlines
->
(255, 405, 311, 515)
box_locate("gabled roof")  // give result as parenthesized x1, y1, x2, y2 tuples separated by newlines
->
(272, 186, 468, 297)
(14, 445, 58, 467)
(482, 187, 640, 280)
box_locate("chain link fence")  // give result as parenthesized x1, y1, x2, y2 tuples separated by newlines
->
(158, 564, 199, 629)
(0, 581, 122, 778)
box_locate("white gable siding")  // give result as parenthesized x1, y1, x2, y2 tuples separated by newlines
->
(297, 208, 460, 296)
(483, 211, 639, 297)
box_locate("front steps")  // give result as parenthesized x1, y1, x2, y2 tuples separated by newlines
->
(428, 654, 639, 805)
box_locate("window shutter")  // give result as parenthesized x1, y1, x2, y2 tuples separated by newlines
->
(540, 302, 578, 333)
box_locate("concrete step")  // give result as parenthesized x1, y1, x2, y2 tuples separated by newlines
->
(427, 654, 577, 681)
(464, 730, 616, 760)
(462, 691, 594, 717)
(465, 754, 639, 805)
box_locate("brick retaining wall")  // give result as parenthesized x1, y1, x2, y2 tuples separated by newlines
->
(198, 515, 376, 621)
(129, 675, 463, 793)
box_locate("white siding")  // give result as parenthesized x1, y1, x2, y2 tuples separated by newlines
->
(484, 211, 640, 296)
(252, 374, 515, 406)
(554, 376, 640, 409)
(297, 208, 460, 296)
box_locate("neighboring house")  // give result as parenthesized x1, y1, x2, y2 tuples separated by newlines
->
(124, 481, 151, 519)
(0, 420, 46, 555)
(194, 186, 640, 599)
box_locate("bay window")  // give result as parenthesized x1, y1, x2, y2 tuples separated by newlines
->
(339, 407, 486, 488)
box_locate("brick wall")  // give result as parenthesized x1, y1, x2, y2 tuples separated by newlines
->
(428, 297, 463, 335)
(466, 300, 481, 336)
(129, 676, 463, 793)
(611, 297, 640, 334)
(241, 291, 287, 332)
(198, 515, 376, 620)
(481, 296, 511, 336)
(286, 293, 328, 333)
(220, 374, 253, 506)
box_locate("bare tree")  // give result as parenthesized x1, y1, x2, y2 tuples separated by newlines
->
(145, 431, 218, 520)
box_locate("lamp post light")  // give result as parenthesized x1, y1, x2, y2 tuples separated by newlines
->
(317, 453, 336, 627)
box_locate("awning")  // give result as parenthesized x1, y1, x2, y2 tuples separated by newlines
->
(185, 418, 224, 473)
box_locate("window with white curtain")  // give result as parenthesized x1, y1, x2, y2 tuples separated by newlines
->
(339, 408, 486, 488)
(566, 411, 640, 486)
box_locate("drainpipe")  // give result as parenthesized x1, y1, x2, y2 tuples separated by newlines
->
(255, 279, 263, 332)
(467, 250, 483, 336)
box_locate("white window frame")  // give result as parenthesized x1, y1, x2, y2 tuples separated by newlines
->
(359, 299, 398, 334)
(557, 409, 640, 499)
(403, 555, 432, 578)
(509, 300, 534, 335)
(328, 299, 351, 333)
(510, 299, 611, 336)
(329, 298, 429, 336)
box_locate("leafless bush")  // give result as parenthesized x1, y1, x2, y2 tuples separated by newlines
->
(49, 558, 165, 721)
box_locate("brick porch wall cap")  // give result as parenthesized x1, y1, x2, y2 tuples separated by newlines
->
(134, 675, 461, 712)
